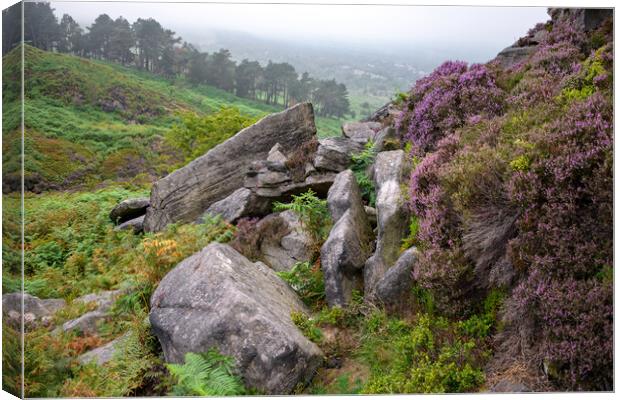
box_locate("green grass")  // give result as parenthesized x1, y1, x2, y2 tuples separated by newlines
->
(301, 288, 501, 395)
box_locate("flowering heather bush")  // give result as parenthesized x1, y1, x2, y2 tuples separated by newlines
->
(403, 8, 613, 390)
(505, 93, 613, 389)
(508, 42, 582, 107)
(397, 61, 505, 156)
(508, 93, 612, 279)
(407, 133, 483, 315)
(529, 43, 582, 77)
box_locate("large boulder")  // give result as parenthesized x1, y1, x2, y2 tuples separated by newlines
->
(364, 150, 409, 297)
(109, 197, 149, 224)
(321, 170, 373, 307)
(313, 137, 364, 172)
(149, 243, 323, 394)
(2, 292, 65, 329)
(260, 210, 314, 272)
(144, 103, 317, 232)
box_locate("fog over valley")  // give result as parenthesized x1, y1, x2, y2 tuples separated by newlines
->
(52, 1, 548, 108)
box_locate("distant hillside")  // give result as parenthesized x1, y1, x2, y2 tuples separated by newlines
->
(2, 45, 347, 192)
(194, 29, 421, 107)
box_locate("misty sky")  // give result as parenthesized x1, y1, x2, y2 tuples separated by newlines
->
(50, 1, 549, 60)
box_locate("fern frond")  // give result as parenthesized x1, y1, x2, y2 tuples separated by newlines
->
(166, 349, 245, 396)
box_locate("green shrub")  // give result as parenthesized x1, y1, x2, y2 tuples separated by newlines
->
(350, 141, 377, 206)
(277, 261, 325, 308)
(165, 107, 258, 163)
(359, 313, 486, 394)
(166, 350, 245, 396)
(291, 311, 323, 343)
(273, 189, 332, 246)
(401, 216, 420, 250)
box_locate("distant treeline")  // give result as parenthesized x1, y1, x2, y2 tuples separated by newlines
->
(2, 2, 351, 118)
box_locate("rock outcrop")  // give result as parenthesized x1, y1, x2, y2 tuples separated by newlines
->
(149, 243, 323, 394)
(549, 8, 612, 32)
(372, 127, 401, 153)
(144, 103, 317, 232)
(109, 197, 149, 224)
(321, 170, 373, 307)
(364, 150, 409, 298)
(495, 8, 612, 69)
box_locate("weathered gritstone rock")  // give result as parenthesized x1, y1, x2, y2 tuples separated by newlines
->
(321, 170, 373, 307)
(266, 143, 289, 165)
(313, 137, 364, 172)
(363, 101, 401, 125)
(2, 292, 65, 329)
(260, 210, 314, 272)
(200, 188, 271, 224)
(494, 8, 612, 70)
(244, 160, 337, 201)
(62, 310, 109, 335)
(494, 45, 537, 69)
(60, 289, 124, 334)
(373, 247, 419, 310)
(114, 215, 145, 233)
(144, 103, 317, 232)
(149, 243, 323, 394)
(326, 170, 363, 222)
(109, 197, 149, 224)
(372, 127, 401, 153)
(342, 121, 382, 143)
(364, 150, 409, 298)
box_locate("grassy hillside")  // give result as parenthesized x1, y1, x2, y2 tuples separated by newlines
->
(2, 46, 346, 192)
